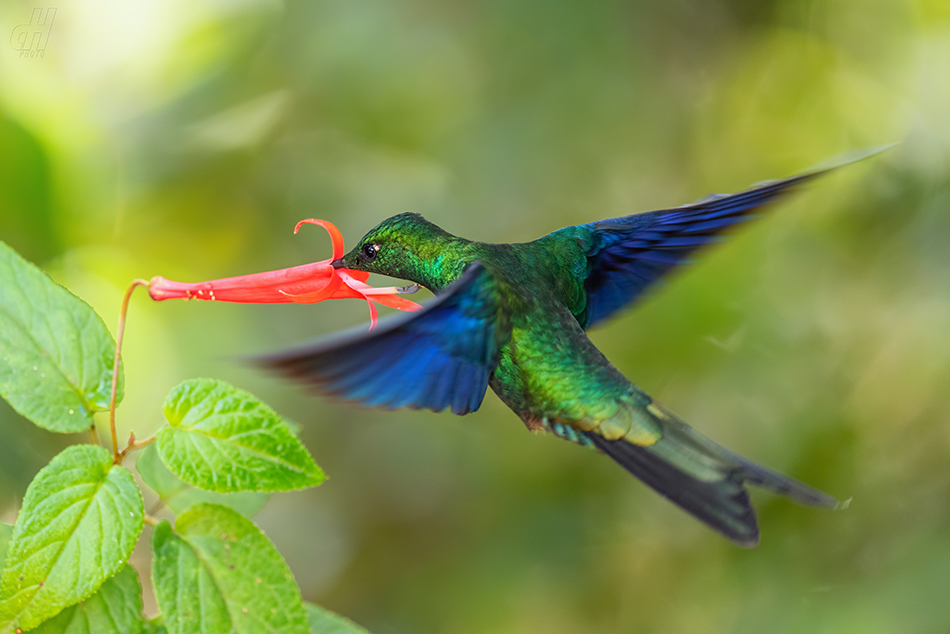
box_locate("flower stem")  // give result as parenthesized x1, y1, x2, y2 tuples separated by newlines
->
(110, 279, 149, 463)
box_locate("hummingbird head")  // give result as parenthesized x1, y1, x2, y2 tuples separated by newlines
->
(331, 213, 464, 291)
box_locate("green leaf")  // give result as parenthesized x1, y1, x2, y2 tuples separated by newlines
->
(30, 565, 143, 634)
(0, 445, 144, 633)
(157, 379, 324, 493)
(151, 503, 308, 634)
(0, 241, 122, 433)
(136, 443, 271, 518)
(305, 603, 371, 634)
(0, 524, 11, 574)
(140, 615, 168, 634)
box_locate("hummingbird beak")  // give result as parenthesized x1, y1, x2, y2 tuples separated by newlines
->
(330, 258, 345, 269)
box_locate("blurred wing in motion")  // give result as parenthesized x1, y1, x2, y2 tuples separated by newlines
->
(254, 263, 507, 415)
(579, 168, 829, 328)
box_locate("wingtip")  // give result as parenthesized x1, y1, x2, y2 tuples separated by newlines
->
(238, 348, 291, 371)
(807, 143, 897, 174)
(834, 497, 853, 511)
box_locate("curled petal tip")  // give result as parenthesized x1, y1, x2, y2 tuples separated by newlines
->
(294, 218, 345, 261)
(367, 301, 379, 330)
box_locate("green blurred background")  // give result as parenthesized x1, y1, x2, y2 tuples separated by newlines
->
(2, 0, 949, 632)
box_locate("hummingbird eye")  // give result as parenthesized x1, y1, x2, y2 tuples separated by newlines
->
(361, 244, 378, 262)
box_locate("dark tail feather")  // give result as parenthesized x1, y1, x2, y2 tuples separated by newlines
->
(584, 416, 836, 547)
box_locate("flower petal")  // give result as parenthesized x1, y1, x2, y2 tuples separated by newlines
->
(294, 219, 345, 261)
(337, 271, 383, 329)
(147, 218, 422, 330)
(148, 260, 336, 303)
(366, 299, 379, 330)
(278, 272, 344, 304)
(335, 275, 422, 311)
(368, 294, 424, 311)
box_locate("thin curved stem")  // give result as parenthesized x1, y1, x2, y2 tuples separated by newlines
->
(110, 279, 149, 463)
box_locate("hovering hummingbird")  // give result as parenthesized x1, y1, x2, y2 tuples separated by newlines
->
(253, 159, 868, 546)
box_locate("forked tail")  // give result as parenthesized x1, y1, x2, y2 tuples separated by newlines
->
(584, 408, 836, 546)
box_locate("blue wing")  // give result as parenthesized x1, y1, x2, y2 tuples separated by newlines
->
(580, 169, 829, 328)
(254, 263, 506, 415)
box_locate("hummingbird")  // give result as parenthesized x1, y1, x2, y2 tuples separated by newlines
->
(256, 162, 855, 546)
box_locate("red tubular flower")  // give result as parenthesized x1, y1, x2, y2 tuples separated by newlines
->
(148, 219, 422, 329)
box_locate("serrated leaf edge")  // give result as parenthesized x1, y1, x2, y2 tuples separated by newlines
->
(0, 241, 123, 425)
(0, 301, 98, 416)
(0, 449, 144, 632)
